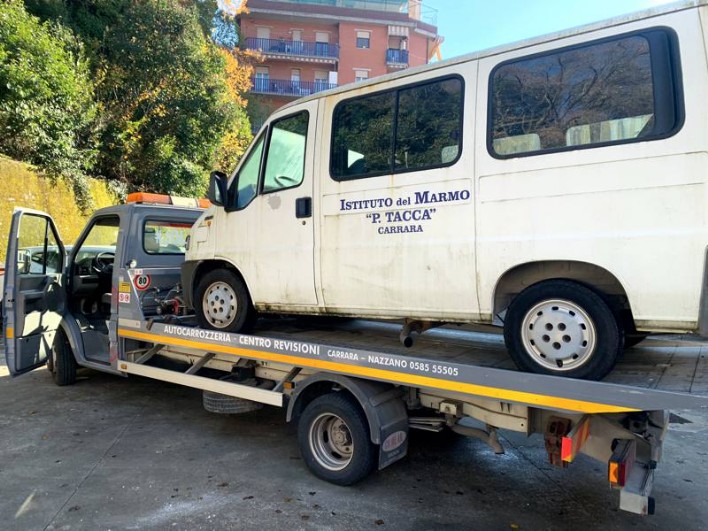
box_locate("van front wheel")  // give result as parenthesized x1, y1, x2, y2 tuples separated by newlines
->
(503, 280, 621, 380)
(194, 269, 256, 333)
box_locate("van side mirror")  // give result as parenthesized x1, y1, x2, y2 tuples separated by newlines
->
(208, 171, 228, 207)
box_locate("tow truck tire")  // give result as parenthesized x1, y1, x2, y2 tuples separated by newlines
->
(51, 330, 76, 386)
(503, 280, 622, 380)
(298, 393, 376, 486)
(194, 269, 256, 333)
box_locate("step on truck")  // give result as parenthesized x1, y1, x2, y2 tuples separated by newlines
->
(3, 197, 708, 516)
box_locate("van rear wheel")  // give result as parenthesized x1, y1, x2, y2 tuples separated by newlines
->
(194, 269, 256, 333)
(503, 280, 622, 380)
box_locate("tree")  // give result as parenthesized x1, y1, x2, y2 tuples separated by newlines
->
(203, 0, 259, 173)
(0, 0, 98, 208)
(23, 0, 255, 197)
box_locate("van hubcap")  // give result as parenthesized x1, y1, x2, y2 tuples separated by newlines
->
(521, 299, 596, 371)
(203, 281, 237, 328)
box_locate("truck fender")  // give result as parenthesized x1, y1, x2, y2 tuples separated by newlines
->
(286, 373, 409, 470)
(59, 317, 84, 364)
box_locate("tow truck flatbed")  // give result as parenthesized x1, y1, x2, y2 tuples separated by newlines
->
(118, 316, 708, 415)
(6, 204, 708, 517)
(258, 318, 708, 397)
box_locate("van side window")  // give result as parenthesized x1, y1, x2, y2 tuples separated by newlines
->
(233, 133, 265, 209)
(396, 78, 462, 171)
(489, 29, 682, 157)
(331, 76, 463, 180)
(263, 111, 309, 193)
(331, 92, 395, 178)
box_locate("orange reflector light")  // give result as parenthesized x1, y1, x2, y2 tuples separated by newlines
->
(561, 415, 591, 463)
(609, 461, 622, 485)
(608, 439, 636, 487)
(127, 192, 211, 209)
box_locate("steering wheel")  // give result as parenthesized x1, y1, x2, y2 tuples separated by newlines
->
(92, 251, 115, 274)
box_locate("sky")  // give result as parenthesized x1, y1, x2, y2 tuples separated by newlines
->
(424, 0, 676, 60)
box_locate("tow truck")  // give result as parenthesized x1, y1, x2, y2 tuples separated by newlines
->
(3, 194, 708, 515)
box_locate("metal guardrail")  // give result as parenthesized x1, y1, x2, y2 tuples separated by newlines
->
(251, 78, 338, 96)
(386, 48, 409, 65)
(265, 0, 438, 26)
(245, 38, 339, 59)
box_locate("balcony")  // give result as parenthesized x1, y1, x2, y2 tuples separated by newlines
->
(251, 78, 338, 97)
(244, 38, 339, 63)
(386, 48, 409, 67)
(248, 1, 438, 26)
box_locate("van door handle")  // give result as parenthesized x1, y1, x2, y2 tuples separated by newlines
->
(296, 197, 312, 219)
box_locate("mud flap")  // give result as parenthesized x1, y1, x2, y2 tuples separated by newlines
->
(372, 389, 409, 470)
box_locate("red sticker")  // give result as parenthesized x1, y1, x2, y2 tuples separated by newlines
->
(134, 275, 151, 290)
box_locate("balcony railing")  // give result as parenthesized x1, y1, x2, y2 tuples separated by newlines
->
(386, 48, 409, 66)
(245, 38, 339, 60)
(251, 78, 338, 97)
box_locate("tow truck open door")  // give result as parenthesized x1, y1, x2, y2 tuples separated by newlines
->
(3, 209, 65, 376)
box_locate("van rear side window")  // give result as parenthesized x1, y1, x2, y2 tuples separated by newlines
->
(331, 76, 463, 180)
(489, 28, 683, 157)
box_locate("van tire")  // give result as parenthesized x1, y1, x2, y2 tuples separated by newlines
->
(624, 332, 649, 349)
(298, 393, 376, 486)
(194, 269, 256, 333)
(503, 280, 622, 380)
(52, 330, 77, 386)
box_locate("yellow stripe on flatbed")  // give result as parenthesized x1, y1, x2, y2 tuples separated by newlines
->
(118, 328, 638, 415)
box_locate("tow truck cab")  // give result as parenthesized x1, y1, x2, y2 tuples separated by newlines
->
(2, 196, 204, 379)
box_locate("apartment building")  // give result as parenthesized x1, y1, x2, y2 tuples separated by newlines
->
(239, 0, 442, 128)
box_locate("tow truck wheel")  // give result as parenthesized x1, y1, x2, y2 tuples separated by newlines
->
(195, 269, 256, 333)
(298, 393, 376, 486)
(51, 330, 77, 386)
(503, 280, 622, 380)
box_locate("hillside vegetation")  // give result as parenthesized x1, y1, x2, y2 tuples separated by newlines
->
(0, 157, 118, 263)
(1, 0, 253, 212)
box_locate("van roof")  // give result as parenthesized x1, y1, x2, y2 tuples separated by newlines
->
(277, 0, 704, 112)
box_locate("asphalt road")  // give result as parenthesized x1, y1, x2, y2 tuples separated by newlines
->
(1, 337, 708, 530)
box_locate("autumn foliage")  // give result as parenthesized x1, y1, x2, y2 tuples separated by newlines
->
(1, 0, 255, 209)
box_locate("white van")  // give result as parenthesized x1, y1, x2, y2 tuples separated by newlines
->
(183, 1, 708, 380)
